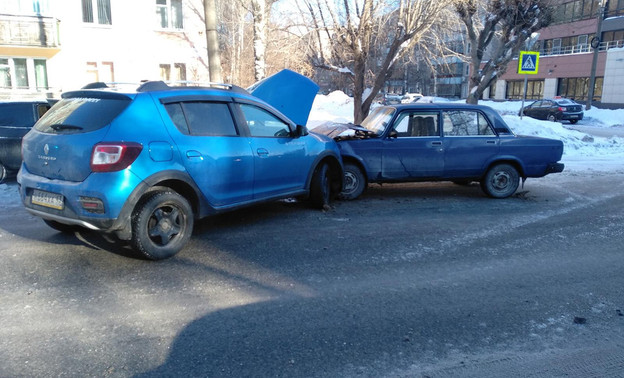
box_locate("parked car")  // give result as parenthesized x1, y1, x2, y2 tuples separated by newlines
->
(0, 100, 55, 183)
(18, 70, 343, 260)
(312, 103, 564, 200)
(520, 98, 584, 124)
(383, 94, 402, 105)
(401, 93, 423, 104)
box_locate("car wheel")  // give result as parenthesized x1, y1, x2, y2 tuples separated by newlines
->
(340, 163, 366, 200)
(547, 114, 557, 122)
(43, 219, 84, 233)
(480, 164, 520, 199)
(310, 163, 331, 209)
(0, 163, 6, 184)
(131, 189, 194, 260)
(570, 119, 578, 124)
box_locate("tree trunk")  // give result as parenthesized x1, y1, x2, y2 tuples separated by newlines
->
(251, 0, 267, 81)
(204, 0, 222, 82)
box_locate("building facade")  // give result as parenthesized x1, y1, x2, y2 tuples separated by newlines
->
(487, 0, 624, 108)
(1, 0, 210, 100)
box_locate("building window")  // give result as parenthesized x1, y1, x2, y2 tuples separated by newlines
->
(0, 57, 49, 91)
(159, 63, 186, 82)
(552, 0, 600, 24)
(0, 59, 11, 88)
(156, 0, 183, 29)
(557, 77, 603, 101)
(82, 0, 112, 25)
(506, 80, 544, 100)
(85, 61, 114, 83)
(34, 59, 48, 90)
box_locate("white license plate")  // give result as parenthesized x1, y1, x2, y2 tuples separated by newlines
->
(570, 115, 578, 118)
(32, 189, 64, 210)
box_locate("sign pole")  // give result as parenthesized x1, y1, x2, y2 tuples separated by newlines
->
(521, 76, 528, 120)
(517, 51, 540, 120)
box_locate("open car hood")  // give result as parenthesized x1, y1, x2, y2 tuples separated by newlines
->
(248, 69, 319, 126)
(310, 121, 372, 139)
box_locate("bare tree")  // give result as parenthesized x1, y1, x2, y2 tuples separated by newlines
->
(204, 0, 223, 82)
(455, 0, 551, 104)
(300, 0, 451, 123)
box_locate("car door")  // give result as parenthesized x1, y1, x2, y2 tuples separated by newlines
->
(524, 101, 540, 118)
(236, 103, 307, 199)
(163, 101, 255, 207)
(381, 110, 444, 180)
(442, 109, 500, 178)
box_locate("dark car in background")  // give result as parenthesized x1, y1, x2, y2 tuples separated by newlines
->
(313, 103, 564, 200)
(0, 100, 54, 182)
(520, 98, 584, 124)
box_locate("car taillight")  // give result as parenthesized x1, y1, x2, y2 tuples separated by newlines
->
(91, 142, 143, 172)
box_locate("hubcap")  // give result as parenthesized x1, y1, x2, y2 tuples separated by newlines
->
(148, 206, 182, 246)
(343, 171, 358, 194)
(491, 171, 510, 191)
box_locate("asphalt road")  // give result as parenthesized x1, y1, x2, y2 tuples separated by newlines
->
(1, 167, 624, 377)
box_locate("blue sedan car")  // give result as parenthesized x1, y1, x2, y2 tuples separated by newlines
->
(18, 70, 343, 259)
(312, 103, 564, 200)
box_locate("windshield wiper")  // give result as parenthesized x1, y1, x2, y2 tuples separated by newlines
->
(49, 124, 83, 131)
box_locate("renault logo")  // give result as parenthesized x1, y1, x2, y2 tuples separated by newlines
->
(44, 144, 49, 155)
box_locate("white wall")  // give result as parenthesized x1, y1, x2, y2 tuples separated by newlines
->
(48, 0, 209, 93)
(602, 48, 624, 104)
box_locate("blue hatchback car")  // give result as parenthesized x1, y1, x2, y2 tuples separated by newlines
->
(18, 70, 343, 259)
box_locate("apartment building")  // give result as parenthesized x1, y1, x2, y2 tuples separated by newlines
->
(0, 0, 210, 100)
(488, 0, 624, 108)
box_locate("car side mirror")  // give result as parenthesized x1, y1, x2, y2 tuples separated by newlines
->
(296, 124, 308, 137)
(388, 129, 398, 139)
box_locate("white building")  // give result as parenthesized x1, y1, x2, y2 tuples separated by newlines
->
(1, 0, 211, 99)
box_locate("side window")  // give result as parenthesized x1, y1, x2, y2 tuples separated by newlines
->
(393, 112, 439, 137)
(443, 110, 494, 136)
(165, 102, 237, 136)
(239, 104, 292, 138)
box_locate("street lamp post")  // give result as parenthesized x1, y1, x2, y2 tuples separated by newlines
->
(586, 1, 606, 110)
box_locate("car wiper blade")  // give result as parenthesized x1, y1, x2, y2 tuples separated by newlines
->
(49, 124, 83, 131)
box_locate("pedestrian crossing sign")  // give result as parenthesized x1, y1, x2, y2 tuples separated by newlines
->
(518, 51, 539, 74)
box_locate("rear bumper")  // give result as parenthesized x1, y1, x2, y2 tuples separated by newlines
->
(561, 112, 583, 121)
(545, 162, 565, 174)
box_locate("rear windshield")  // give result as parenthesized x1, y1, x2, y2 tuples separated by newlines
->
(35, 97, 131, 134)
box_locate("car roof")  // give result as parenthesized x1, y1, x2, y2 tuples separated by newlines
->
(386, 103, 491, 111)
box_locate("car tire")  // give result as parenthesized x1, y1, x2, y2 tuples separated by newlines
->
(570, 119, 578, 124)
(0, 163, 6, 184)
(340, 163, 366, 200)
(43, 219, 84, 233)
(310, 163, 332, 209)
(480, 163, 520, 199)
(547, 114, 557, 122)
(131, 189, 194, 260)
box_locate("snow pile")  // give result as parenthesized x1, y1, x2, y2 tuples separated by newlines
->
(308, 91, 354, 127)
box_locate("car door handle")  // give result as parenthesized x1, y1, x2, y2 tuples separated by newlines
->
(431, 141, 442, 146)
(256, 148, 269, 157)
(186, 150, 203, 160)
(486, 140, 496, 144)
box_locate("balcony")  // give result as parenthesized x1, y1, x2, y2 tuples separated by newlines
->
(0, 13, 60, 48)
